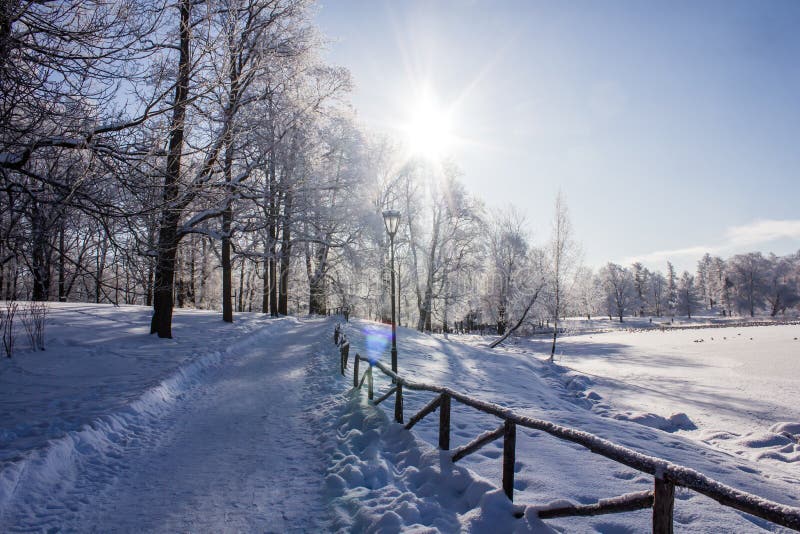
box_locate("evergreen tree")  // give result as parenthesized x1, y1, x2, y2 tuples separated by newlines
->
(666, 261, 678, 317)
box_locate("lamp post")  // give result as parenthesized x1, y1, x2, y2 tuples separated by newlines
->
(382, 209, 401, 375)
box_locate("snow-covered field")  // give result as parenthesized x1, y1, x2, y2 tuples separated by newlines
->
(342, 320, 800, 532)
(1, 303, 798, 532)
(515, 324, 800, 470)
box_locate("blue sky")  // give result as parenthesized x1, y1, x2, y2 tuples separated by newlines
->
(315, 0, 800, 272)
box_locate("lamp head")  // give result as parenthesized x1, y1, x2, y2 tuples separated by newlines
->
(382, 209, 401, 238)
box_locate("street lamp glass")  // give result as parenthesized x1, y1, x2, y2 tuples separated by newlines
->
(382, 210, 401, 237)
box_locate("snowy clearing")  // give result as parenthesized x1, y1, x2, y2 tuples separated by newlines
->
(500, 324, 800, 471)
(340, 319, 800, 532)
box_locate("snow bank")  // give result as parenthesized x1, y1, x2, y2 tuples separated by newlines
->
(0, 305, 281, 518)
(326, 388, 553, 533)
(612, 412, 697, 432)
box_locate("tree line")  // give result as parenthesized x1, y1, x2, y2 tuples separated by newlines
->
(586, 252, 800, 323)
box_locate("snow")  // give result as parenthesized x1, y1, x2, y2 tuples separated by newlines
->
(508, 324, 800, 469)
(1, 305, 335, 530)
(1, 304, 553, 532)
(1, 305, 798, 532)
(342, 320, 800, 532)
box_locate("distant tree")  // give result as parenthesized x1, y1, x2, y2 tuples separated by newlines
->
(599, 262, 634, 322)
(696, 253, 713, 310)
(728, 252, 769, 317)
(707, 256, 726, 311)
(666, 261, 678, 317)
(486, 207, 530, 335)
(413, 169, 483, 332)
(488, 248, 546, 349)
(648, 271, 666, 317)
(764, 253, 799, 316)
(572, 266, 602, 320)
(631, 262, 650, 316)
(677, 271, 700, 318)
(547, 192, 579, 362)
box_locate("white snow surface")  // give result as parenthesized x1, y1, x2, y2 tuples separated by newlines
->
(342, 320, 799, 532)
(502, 324, 800, 470)
(1, 304, 798, 532)
(1, 304, 547, 532)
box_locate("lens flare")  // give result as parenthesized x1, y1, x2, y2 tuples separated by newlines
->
(362, 324, 390, 364)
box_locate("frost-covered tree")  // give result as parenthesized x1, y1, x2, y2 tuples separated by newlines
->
(696, 253, 713, 310)
(666, 261, 678, 317)
(764, 253, 799, 317)
(728, 252, 769, 317)
(648, 271, 667, 317)
(599, 263, 634, 322)
(572, 266, 602, 320)
(631, 262, 650, 316)
(486, 208, 529, 335)
(676, 271, 700, 318)
(412, 168, 484, 332)
(547, 192, 579, 361)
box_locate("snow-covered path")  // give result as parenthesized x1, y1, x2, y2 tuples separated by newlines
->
(4, 318, 337, 532)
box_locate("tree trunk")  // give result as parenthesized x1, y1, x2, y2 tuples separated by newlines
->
(261, 256, 269, 314)
(150, 0, 191, 338)
(30, 206, 51, 301)
(550, 286, 559, 361)
(188, 239, 196, 306)
(221, 141, 234, 323)
(418, 221, 438, 332)
(238, 258, 246, 313)
(57, 222, 66, 301)
(151, 217, 180, 338)
(278, 191, 292, 316)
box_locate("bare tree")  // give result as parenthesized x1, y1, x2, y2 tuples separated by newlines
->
(547, 192, 578, 362)
(728, 252, 769, 317)
(765, 253, 799, 316)
(600, 262, 634, 322)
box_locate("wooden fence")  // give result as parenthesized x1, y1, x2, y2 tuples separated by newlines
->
(333, 326, 800, 532)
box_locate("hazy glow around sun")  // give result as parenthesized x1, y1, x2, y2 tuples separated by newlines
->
(402, 86, 455, 160)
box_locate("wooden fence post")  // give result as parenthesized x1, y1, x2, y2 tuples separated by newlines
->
(353, 354, 360, 388)
(503, 420, 516, 501)
(439, 393, 450, 450)
(653, 476, 675, 534)
(395, 383, 403, 423)
(342, 343, 350, 375)
(367, 366, 374, 400)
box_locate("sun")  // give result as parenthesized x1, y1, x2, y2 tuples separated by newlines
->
(402, 87, 455, 160)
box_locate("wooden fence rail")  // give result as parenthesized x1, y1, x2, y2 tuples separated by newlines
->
(334, 327, 800, 532)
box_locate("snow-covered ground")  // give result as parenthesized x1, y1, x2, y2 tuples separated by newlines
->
(497, 324, 800, 470)
(341, 320, 800, 532)
(1, 304, 536, 532)
(1, 304, 798, 532)
(0, 303, 270, 463)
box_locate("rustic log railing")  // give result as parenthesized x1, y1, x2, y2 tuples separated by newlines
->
(333, 327, 800, 532)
